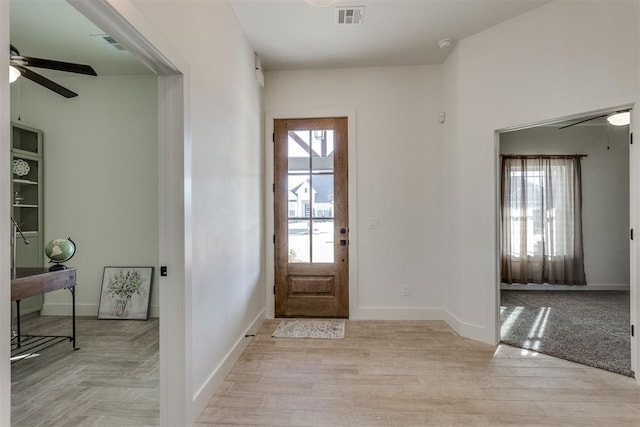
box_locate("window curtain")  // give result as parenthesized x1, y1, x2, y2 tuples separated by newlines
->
(501, 156, 586, 285)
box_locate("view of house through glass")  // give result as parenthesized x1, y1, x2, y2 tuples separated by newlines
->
(287, 129, 335, 263)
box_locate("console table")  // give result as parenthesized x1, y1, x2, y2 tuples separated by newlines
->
(11, 267, 78, 362)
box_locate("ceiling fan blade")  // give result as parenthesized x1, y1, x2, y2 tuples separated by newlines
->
(558, 114, 607, 130)
(11, 55, 97, 76)
(13, 65, 78, 98)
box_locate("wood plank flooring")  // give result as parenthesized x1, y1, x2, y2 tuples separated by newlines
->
(197, 320, 640, 426)
(11, 315, 158, 426)
(10, 317, 640, 426)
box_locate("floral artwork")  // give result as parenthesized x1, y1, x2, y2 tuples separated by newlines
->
(98, 267, 153, 320)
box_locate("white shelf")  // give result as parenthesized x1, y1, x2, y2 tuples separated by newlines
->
(13, 179, 38, 185)
(13, 204, 38, 208)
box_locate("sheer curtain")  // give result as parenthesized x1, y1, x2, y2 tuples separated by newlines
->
(501, 155, 586, 285)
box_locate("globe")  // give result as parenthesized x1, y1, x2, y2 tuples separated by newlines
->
(45, 238, 76, 271)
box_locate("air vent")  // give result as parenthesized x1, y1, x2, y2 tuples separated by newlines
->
(336, 6, 365, 25)
(91, 34, 127, 51)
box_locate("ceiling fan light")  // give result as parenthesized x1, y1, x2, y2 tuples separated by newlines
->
(607, 111, 630, 126)
(9, 65, 20, 83)
(304, 0, 338, 7)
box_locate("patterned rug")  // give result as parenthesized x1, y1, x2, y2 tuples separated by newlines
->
(272, 319, 345, 339)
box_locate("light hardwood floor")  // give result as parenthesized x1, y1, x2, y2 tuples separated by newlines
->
(10, 317, 640, 426)
(197, 320, 640, 426)
(11, 315, 159, 426)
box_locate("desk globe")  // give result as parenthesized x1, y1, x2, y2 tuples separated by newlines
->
(45, 238, 76, 271)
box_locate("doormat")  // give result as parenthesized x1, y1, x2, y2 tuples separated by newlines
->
(272, 319, 345, 339)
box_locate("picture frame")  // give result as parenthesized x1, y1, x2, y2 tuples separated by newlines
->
(98, 266, 153, 320)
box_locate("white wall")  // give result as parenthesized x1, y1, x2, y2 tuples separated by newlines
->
(10, 74, 160, 316)
(442, 0, 639, 343)
(501, 125, 630, 289)
(266, 65, 444, 318)
(125, 1, 265, 423)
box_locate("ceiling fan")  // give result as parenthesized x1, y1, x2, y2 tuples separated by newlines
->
(558, 110, 630, 129)
(9, 44, 97, 98)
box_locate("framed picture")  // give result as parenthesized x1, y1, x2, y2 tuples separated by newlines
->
(98, 266, 153, 320)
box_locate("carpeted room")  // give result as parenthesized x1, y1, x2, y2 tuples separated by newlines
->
(499, 113, 631, 376)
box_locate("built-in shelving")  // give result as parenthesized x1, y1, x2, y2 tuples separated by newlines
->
(11, 122, 44, 316)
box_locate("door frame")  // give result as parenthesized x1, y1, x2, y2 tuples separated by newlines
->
(493, 104, 638, 380)
(0, 1, 192, 425)
(265, 111, 357, 319)
(274, 117, 349, 318)
(69, 1, 192, 424)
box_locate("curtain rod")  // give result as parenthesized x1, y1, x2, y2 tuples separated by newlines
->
(500, 154, 587, 158)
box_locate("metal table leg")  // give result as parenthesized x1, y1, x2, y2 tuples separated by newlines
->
(69, 286, 78, 350)
(15, 299, 21, 348)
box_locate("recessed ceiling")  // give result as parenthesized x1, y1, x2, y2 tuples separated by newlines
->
(10, 0, 151, 76)
(229, 0, 551, 71)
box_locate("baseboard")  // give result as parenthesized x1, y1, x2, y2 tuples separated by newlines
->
(41, 303, 97, 317)
(349, 306, 445, 320)
(350, 306, 495, 345)
(41, 303, 160, 318)
(441, 308, 496, 345)
(189, 308, 265, 425)
(501, 283, 630, 291)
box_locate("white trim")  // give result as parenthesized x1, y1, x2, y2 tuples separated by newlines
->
(495, 105, 638, 381)
(1, 1, 12, 424)
(441, 309, 494, 343)
(500, 284, 630, 291)
(67, 0, 184, 77)
(630, 108, 639, 379)
(265, 110, 357, 319)
(350, 307, 445, 320)
(41, 303, 160, 318)
(67, 1, 192, 424)
(350, 306, 493, 343)
(157, 74, 191, 426)
(191, 309, 265, 418)
(493, 130, 502, 346)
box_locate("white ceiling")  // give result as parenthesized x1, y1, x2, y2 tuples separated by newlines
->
(229, 0, 551, 70)
(10, 0, 551, 77)
(7, 0, 615, 129)
(10, 0, 150, 76)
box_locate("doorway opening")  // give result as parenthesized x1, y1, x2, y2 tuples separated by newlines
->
(497, 109, 634, 376)
(2, 0, 188, 425)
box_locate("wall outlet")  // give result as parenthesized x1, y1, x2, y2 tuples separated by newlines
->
(402, 285, 411, 297)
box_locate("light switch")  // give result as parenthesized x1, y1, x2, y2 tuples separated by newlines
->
(367, 217, 379, 229)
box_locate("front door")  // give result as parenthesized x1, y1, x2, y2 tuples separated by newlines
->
(274, 117, 349, 318)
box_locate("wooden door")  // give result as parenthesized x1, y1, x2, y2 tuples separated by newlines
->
(274, 117, 348, 318)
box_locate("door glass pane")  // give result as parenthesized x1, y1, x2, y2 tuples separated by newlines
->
(310, 174, 334, 218)
(288, 220, 310, 263)
(288, 174, 310, 218)
(312, 219, 334, 263)
(311, 130, 334, 173)
(286, 129, 336, 264)
(288, 130, 311, 172)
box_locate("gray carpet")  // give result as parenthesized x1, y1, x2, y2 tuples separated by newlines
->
(500, 290, 632, 377)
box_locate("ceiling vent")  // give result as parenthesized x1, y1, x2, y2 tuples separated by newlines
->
(336, 6, 365, 25)
(91, 34, 126, 51)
